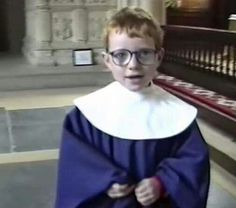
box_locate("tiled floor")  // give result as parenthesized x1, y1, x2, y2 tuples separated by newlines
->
(0, 160, 57, 208)
(0, 107, 66, 153)
(208, 180, 236, 208)
(0, 104, 235, 208)
(0, 159, 235, 208)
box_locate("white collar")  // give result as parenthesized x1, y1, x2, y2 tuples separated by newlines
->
(74, 81, 197, 140)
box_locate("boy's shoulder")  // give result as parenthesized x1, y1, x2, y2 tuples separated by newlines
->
(74, 82, 115, 106)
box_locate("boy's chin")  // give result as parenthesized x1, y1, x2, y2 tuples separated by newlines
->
(122, 83, 148, 92)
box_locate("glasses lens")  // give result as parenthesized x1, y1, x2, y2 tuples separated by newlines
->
(111, 50, 130, 66)
(137, 49, 156, 65)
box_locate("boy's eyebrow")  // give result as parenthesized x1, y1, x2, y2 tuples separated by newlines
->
(109, 47, 156, 52)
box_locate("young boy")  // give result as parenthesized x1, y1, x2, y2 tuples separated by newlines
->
(55, 7, 210, 208)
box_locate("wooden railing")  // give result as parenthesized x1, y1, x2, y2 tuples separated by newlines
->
(162, 25, 236, 80)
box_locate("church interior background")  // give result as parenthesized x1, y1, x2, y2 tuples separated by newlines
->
(0, 0, 236, 208)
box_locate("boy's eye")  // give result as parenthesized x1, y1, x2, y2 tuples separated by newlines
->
(138, 50, 154, 57)
(113, 52, 128, 60)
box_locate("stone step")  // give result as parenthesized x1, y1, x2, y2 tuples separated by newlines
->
(0, 87, 99, 110)
(0, 55, 113, 91)
(198, 118, 236, 177)
(0, 68, 113, 91)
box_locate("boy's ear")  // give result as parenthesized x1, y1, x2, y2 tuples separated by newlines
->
(102, 51, 111, 69)
(156, 47, 164, 68)
(157, 47, 165, 62)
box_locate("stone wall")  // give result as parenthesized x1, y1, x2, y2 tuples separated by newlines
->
(23, 0, 165, 66)
(23, 0, 117, 65)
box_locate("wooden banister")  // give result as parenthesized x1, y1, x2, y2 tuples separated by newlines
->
(162, 25, 236, 80)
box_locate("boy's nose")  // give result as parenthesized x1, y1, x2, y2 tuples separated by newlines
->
(127, 54, 140, 70)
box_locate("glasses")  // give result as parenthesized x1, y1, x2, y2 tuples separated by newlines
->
(108, 49, 158, 66)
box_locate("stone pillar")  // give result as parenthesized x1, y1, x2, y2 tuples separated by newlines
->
(23, 0, 54, 65)
(72, 9, 87, 41)
(35, 0, 51, 42)
(117, 0, 129, 8)
(35, 9, 51, 43)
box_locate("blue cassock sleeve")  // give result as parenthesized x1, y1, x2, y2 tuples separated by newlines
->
(55, 113, 133, 208)
(156, 121, 210, 208)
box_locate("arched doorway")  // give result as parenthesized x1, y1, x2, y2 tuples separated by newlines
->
(0, 0, 25, 53)
(0, 0, 8, 51)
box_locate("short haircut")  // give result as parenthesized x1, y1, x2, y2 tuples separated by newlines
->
(103, 7, 164, 50)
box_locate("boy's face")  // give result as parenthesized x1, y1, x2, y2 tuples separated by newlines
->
(103, 31, 163, 91)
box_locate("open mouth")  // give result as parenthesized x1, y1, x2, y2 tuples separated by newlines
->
(125, 75, 144, 79)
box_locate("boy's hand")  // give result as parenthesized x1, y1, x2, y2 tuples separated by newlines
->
(135, 177, 161, 206)
(107, 183, 135, 198)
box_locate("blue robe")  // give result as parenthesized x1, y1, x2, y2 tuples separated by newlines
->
(55, 107, 210, 208)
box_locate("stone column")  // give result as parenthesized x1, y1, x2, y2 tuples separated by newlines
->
(72, 9, 88, 41)
(35, 8, 51, 43)
(24, 0, 54, 65)
(117, 0, 140, 8)
(34, 4, 54, 65)
(117, 0, 129, 8)
(140, 0, 166, 25)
